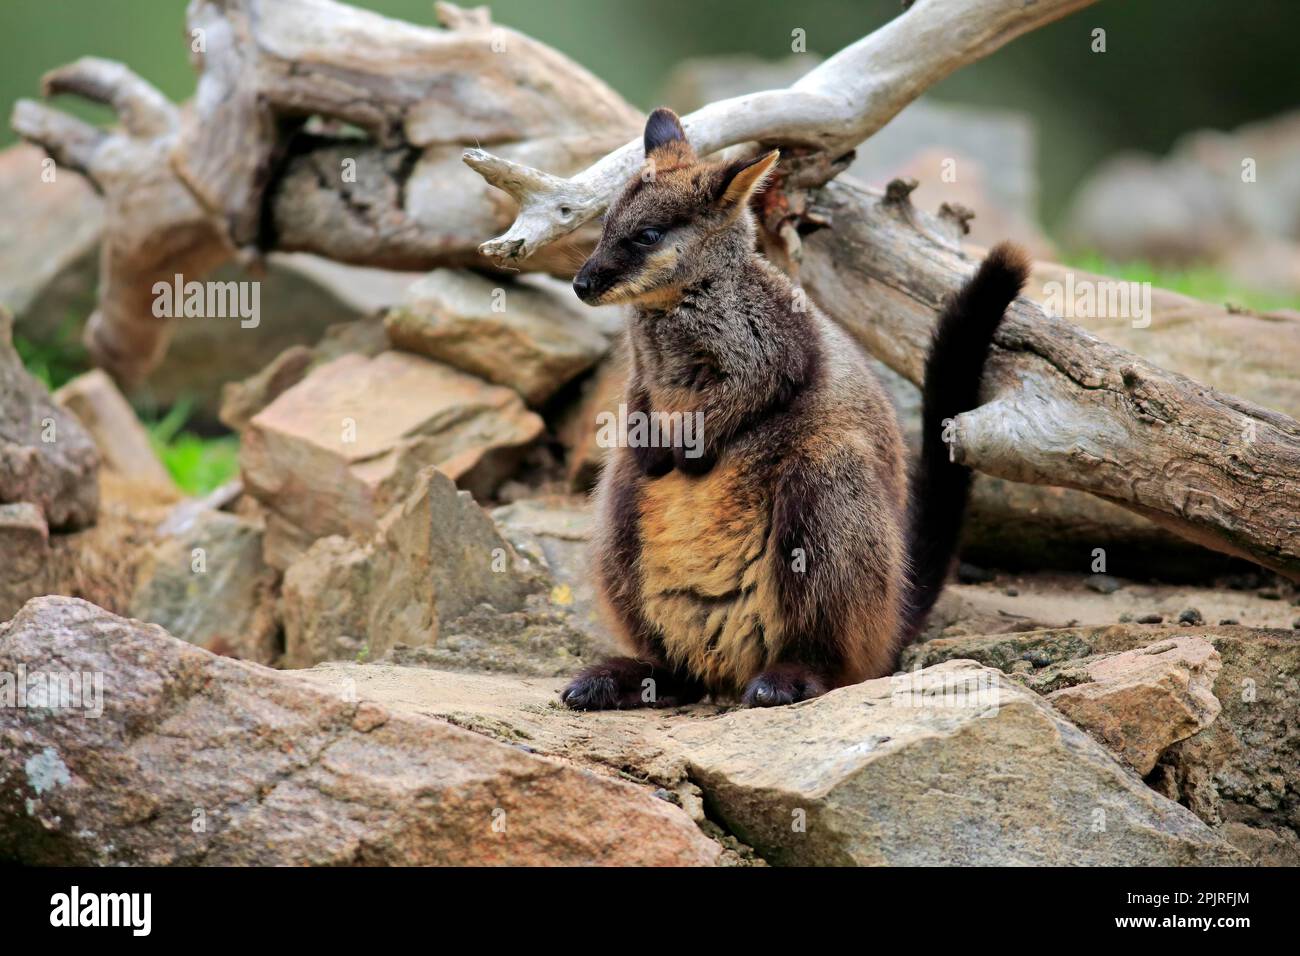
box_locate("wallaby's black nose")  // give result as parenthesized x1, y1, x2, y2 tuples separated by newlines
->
(572, 274, 592, 299)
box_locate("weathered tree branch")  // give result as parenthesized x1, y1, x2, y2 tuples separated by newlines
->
(12, 58, 230, 387)
(464, 0, 1097, 263)
(10, 0, 639, 383)
(799, 178, 1300, 580)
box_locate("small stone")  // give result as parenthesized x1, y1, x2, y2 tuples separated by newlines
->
(55, 369, 173, 488)
(1178, 608, 1204, 626)
(351, 701, 389, 732)
(1293, 619, 1300, 630)
(1258, 588, 1281, 601)
(1004, 587, 1019, 597)
(1137, 614, 1164, 624)
(1085, 573, 1122, 594)
(1219, 618, 1240, 626)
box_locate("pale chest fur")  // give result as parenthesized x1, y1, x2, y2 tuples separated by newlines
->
(634, 458, 786, 692)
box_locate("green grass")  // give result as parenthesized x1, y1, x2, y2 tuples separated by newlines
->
(1060, 252, 1298, 314)
(143, 398, 240, 496)
(13, 315, 88, 391)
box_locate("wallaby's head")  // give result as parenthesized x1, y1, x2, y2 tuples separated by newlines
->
(573, 108, 779, 307)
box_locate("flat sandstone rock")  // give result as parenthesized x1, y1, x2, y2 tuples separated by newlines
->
(240, 349, 543, 565)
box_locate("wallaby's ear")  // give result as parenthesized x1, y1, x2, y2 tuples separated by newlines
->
(715, 149, 781, 211)
(644, 107, 690, 159)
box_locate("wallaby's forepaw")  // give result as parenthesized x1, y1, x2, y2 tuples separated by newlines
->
(561, 657, 704, 710)
(741, 664, 829, 708)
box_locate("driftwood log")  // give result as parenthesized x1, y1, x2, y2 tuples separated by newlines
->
(11, 0, 640, 385)
(797, 178, 1300, 579)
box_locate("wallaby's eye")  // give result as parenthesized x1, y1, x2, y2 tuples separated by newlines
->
(632, 227, 664, 247)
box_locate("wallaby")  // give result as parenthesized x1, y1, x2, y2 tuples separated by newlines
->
(562, 107, 1028, 709)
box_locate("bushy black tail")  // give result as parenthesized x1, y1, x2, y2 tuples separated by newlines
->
(901, 242, 1030, 642)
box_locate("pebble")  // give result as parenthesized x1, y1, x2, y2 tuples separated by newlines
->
(1219, 618, 1239, 626)
(1178, 608, 1204, 626)
(1085, 573, 1121, 594)
(1004, 587, 1019, 597)
(1136, 613, 1164, 624)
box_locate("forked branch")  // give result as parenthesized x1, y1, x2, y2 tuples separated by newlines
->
(464, 0, 1098, 263)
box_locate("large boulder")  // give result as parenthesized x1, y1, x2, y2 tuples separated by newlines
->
(240, 349, 544, 567)
(668, 662, 1239, 866)
(904, 622, 1300, 863)
(385, 270, 613, 406)
(0, 307, 99, 530)
(0, 596, 721, 866)
(300, 658, 1241, 866)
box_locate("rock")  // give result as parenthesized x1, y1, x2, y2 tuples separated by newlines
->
(0, 144, 101, 338)
(240, 349, 544, 567)
(490, 496, 619, 654)
(297, 657, 1239, 865)
(0, 596, 719, 866)
(1064, 151, 1233, 265)
(554, 350, 628, 491)
(382, 601, 600, 678)
(0, 502, 49, 616)
(54, 370, 173, 488)
(385, 270, 613, 406)
(219, 316, 390, 433)
(665, 661, 1239, 865)
(1033, 637, 1222, 774)
(903, 623, 1300, 863)
(218, 345, 315, 434)
(1086, 573, 1122, 594)
(132, 254, 406, 424)
(128, 508, 279, 664)
(1179, 608, 1205, 626)
(1064, 110, 1300, 271)
(0, 307, 99, 529)
(280, 467, 553, 668)
(1138, 614, 1165, 624)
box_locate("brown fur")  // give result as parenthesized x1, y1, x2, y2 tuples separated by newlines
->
(561, 108, 1020, 711)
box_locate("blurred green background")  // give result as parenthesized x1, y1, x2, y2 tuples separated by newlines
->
(1, 0, 1296, 228)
